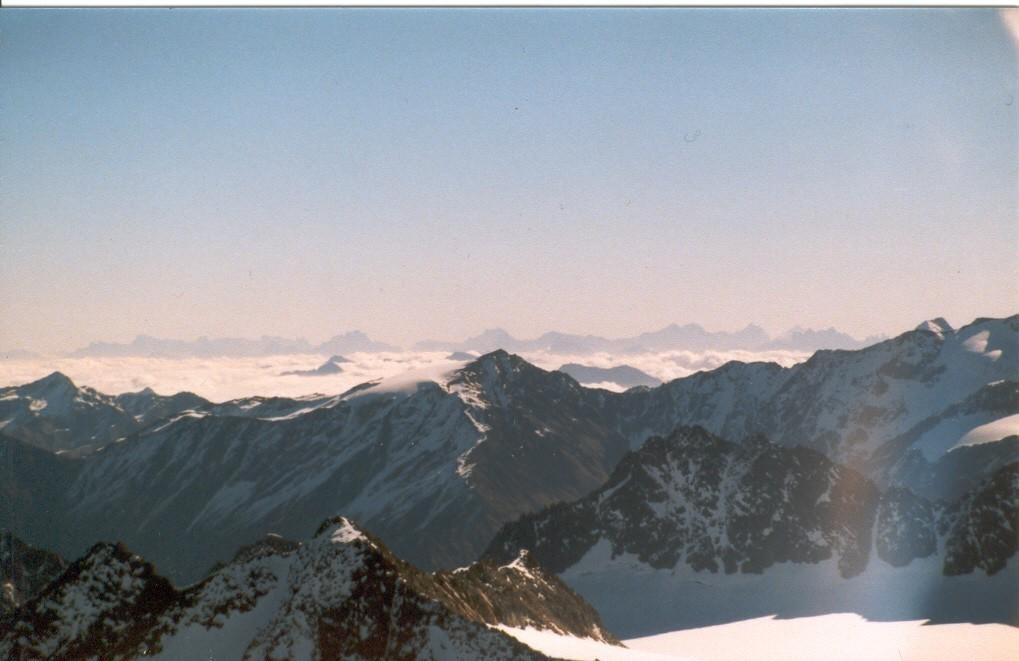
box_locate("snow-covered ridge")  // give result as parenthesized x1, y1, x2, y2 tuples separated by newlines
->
(609, 314, 1019, 466)
(1, 517, 616, 660)
(316, 515, 371, 548)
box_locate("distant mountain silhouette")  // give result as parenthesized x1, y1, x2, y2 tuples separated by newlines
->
(280, 356, 348, 377)
(557, 363, 662, 389)
(69, 332, 396, 358)
(415, 323, 881, 355)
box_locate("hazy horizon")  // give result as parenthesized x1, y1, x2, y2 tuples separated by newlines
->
(2, 8, 1017, 353)
(3, 309, 1014, 356)
(7, 311, 1014, 356)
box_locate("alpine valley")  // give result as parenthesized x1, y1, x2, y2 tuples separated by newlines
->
(1, 315, 1017, 659)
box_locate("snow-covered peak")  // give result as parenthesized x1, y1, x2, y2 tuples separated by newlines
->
(329, 518, 367, 545)
(337, 363, 459, 399)
(336, 350, 532, 409)
(2, 541, 176, 659)
(502, 549, 541, 581)
(915, 317, 954, 337)
(2, 512, 622, 660)
(314, 516, 370, 547)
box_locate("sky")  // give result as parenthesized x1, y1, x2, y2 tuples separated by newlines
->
(1, 8, 1017, 353)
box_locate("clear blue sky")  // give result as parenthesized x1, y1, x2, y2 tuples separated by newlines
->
(1, 8, 1016, 351)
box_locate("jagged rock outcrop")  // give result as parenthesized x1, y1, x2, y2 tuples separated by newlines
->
(486, 428, 1018, 581)
(485, 427, 880, 579)
(941, 463, 1019, 576)
(0, 517, 617, 660)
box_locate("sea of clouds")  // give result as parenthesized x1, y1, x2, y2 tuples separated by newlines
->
(0, 348, 811, 402)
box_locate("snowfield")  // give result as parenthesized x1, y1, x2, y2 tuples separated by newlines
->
(497, 626, 692, 660)
(497, 615, 1019, 661)
(624, 614, 1019, 661)
(559, 542, 1019, 637)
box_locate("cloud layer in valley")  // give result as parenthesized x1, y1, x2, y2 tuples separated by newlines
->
(0, 348, 811, 402)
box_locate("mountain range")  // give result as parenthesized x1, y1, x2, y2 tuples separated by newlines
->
(417, 323, 883, 355)
(0, 314, 1015, 652)
(556, 363, 663, 389)
(10, 322, 887, 360)
(65, 331, 398, 358)
(279, 355, 350, 377)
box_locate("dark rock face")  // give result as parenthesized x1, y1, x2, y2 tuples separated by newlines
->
(483, 500, 602, 578)
(486, 429, 1019, 582)
(0, 517, 613, 660)
(448, 351, 631, 528)
(426, 549, 617, 644)
(942, 463, 1019, 576)
(0, 532, 65, 618)
(875, 488, 937, 567)
(0, 437, 82, 554)
(487, 427, 880, 579)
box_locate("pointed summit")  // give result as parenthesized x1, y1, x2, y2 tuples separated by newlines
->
(451, 349, 532, 389)
(18, 371, 79, 403)
(915, 317, 954, 338)
(314, 516, 369, 546)
(28, 371, 76, 390)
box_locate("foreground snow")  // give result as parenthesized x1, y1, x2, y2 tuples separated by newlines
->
(624, 614, 1019, 661)
(496, 626, 694, 660)
(500, 615, 1019, 661)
